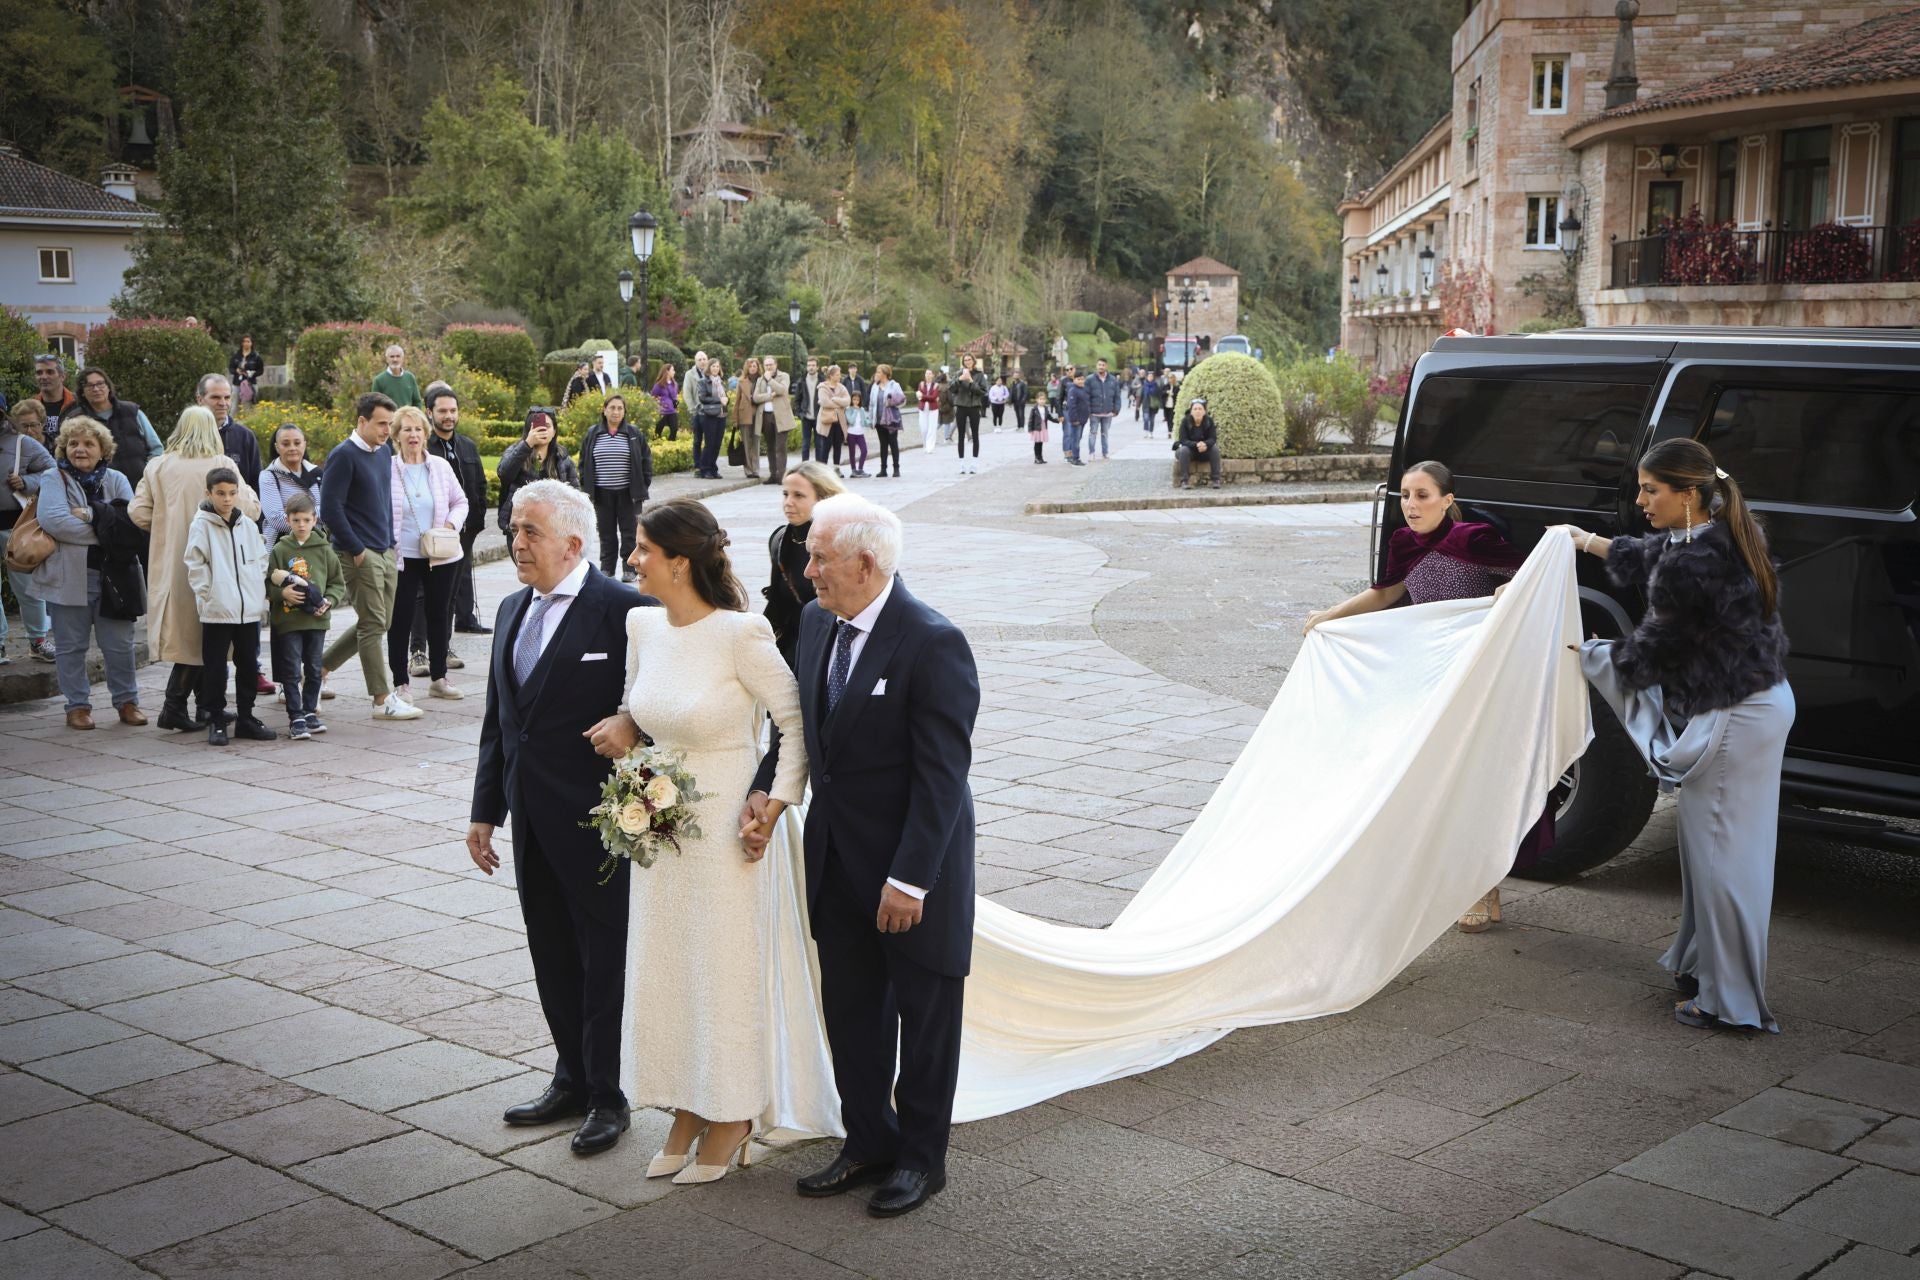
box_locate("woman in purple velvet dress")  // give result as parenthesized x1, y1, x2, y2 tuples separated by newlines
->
(1303, 459, 1549, 931)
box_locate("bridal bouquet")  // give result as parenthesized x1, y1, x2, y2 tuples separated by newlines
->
(584, 746, 708, 883)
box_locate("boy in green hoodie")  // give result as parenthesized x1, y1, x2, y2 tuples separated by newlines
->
(267, 492, 345, 740)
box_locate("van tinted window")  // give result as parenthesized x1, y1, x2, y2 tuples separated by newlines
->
(1701, 386, 1920, 512)
(1407, 376, 1649, 485)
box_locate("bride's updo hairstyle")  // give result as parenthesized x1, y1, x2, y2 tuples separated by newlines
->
(640, 497, 748, 611)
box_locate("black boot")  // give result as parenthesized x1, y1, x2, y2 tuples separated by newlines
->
(158, 665, 198, 732)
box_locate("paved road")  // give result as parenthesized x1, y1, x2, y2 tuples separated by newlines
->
(1, 408, 1915, 1279)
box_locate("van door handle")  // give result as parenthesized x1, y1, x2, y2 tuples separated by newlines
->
(1368, 482, 1390, 577)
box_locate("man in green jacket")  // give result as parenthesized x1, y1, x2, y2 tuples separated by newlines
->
(372, 345, 422, 409)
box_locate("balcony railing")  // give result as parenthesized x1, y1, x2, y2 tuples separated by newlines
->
(1608, 222, 1920, 290)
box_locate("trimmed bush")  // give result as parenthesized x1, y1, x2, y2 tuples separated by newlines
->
(580, 338, 617, 355)
(1173, 353, 1285, 459)
(555, 388, 659, 455)
(0, 311, 43, 406)
(83, 319, 227, 427)
(540, 360, 578, 403)
(444, 367, 519, 420)
(1093, 315, 1129, 343)
(444, 325, 539, 398)
(242, 402, 352, 464)
(294, 322, 404, 405)
(1060, 310, 1100, 335)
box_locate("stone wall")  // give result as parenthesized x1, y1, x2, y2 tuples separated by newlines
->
(1167, 452, 1391, 487)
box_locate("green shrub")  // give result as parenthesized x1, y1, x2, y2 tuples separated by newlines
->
(580, 338, 617, 355)
(444, 367, 518, 420)
(750, 331, 809, 371)
(444, 325, 539, 398)
(244, 402, 352, 464)
(83, 319, 227, 428)
(1061, 311, 1099, 335)
(539, 360, 578, 403)
(622, 337, 685, 369)
(293, 322, 404, 405)
(1173, 353, 1285, 459)
(0, 311, 44, 406)
(555, 388, 659, 455)
(1093, 316, 1129, 343)
(254, 383, 299, 403)
(1264, 352, 1378, 452)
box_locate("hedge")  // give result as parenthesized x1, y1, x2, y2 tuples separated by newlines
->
(555, 388, 660, 455)
(444, 325, 539, 398)
(621, 338, 686, 372)
(1172, 353, 1285, 459)
(1093, 316, 1129, 343)
(539, 360, 578, 403)
(750, 332, 809, 371)
(293, 322, 404, 405)
(83, 319, 227, 428)
(1061, 310, 1100, 335)
(0, 311, 43, 407)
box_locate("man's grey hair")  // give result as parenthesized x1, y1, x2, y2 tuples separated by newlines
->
(512, 479, 596, 559)
(762, 354, 779, 370)
(385, 344, 405, 358)
(195, 372, 231, 399)
(693, 350, 708, 364)
(811, 493, 902, 578)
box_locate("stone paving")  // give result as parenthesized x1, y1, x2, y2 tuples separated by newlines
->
(2, 408, 1917, 1278)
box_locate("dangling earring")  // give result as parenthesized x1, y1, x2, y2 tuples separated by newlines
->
(1684, 499, 1693, 543)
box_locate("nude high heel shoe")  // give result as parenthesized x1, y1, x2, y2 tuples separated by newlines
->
(647, 1148, 696, 1178)
(1457, 887, 1501, 933)
(672, 1123, 754, 1185)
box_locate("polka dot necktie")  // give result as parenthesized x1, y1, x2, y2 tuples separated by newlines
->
(827, 619, 855, 713)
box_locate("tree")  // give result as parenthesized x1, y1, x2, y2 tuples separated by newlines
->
(741, 0, 957, 181)
(118, 0, 368, 345)
(693, 196, 822, 316)
(0, 0, 117, 177)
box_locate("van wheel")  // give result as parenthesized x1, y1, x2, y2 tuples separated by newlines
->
(1515, 687, 1656, 880)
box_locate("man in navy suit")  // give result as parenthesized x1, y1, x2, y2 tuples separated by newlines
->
(747, 493, 979, 1218)
(468, 480, 654, 1155)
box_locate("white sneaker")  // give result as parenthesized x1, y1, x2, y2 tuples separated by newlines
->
(429, 678, 465, 700)
(374, 693, 423, 720)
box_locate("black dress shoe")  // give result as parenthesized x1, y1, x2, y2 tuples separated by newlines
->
(868, 1168, 945, 1217)
(454, 621, 492, 635)
(570, 1105, 631, 1155)
(795, 1154, 893, 1197)
(502, 1085, 588, 1127)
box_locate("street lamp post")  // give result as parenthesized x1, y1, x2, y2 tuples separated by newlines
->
(617, 270, 634, 377)
(941, 325, 952, 371)
(1168, 274, 1209, 370)
(1375, 263, 1390, 297)
(788, 298, 800, 331)
(627, 210, 657, 385)
(1417, 246, 1436, 294)
(859, 311, 871, 368)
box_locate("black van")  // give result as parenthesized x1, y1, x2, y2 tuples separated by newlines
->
(1381, 326, 1920, 876)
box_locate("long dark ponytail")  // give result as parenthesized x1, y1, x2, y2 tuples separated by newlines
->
(639, 497, 748, 611)
(1639, 438, 1779, 617)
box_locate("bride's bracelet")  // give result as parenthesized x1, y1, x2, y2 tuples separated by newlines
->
(1581, 532, 1597, 555)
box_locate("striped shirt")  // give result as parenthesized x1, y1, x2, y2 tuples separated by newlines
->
(591, 429, 630, 489)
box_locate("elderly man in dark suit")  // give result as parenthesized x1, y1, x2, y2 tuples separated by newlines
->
(468, 478, 654, 1155)
(747, 492, 979, 1218)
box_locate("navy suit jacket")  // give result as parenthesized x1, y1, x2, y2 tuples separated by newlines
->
(753, 579, 979, 977)
(471, 564, 653, 921)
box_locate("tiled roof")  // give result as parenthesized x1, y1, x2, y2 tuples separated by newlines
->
(1592, 6, 1920, 121)
(1166, 255, 1240, 278)
(0, 148, 159, 222)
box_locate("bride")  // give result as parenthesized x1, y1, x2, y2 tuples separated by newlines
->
(616, 498, 810, 1183)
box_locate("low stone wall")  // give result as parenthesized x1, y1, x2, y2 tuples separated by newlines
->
(1168, 452, 1390, 486)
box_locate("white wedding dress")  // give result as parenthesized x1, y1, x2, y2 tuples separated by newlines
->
(721, 539, 1591, 1135)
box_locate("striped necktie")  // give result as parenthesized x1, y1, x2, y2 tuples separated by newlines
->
(513, 594, 559, 686)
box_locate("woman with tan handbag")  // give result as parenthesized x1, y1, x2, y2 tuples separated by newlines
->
(385, 406, 468, 705)
(1, 401, 57, 665)
(813, 365, 851, 478)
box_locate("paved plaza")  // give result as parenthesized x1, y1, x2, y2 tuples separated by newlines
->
(2, 412, 1917, 1279)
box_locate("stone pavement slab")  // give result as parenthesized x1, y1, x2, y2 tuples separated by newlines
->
(383, 1167, 616, 1259)
(42, 1155, 316, 1257)
(137, 1196, 465, 1279)
(1531, 1173, 1845, 1280)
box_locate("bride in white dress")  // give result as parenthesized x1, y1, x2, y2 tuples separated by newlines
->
(617, 498, 810, 1183)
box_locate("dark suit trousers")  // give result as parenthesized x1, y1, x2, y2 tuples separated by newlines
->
(517, 829, 629, 1109)
(813, 852, 965, 1175)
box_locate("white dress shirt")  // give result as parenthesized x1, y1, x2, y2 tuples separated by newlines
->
(523, 558, 590, 662)
(830, 577, 926, 901)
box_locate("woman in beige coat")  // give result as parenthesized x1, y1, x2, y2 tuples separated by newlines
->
(751, 355, 795, 486)
(131, 406, 260, 732)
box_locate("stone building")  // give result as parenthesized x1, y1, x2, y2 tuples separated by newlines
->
(1162, 256, 1241, 352)
(1340, 1, 1920, 372)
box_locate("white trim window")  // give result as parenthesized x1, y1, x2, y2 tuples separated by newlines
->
(1525, 195, 1563, 249)
(47, 335, 77, 359)
(38, 247, 74, 283)
(1530, 57, 1568, 114)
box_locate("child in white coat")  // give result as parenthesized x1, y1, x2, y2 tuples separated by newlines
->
(185, 465, 275, 744)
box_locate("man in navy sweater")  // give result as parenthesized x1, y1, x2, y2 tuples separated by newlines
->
(320, 393, 421, 721)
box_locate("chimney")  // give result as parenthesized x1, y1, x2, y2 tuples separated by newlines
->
(1604, 0, 1641, 109)
(101, 164, 139, 202)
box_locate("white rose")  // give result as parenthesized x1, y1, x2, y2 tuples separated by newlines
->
(616, 799, 651, 836)
(645, 775, 679, 810)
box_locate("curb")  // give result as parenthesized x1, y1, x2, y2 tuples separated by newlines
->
(1024, 488, 1376, 516)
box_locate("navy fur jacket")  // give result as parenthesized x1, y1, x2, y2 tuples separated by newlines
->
(1605, 520, 1789, 718)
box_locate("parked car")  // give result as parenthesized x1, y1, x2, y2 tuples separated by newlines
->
(1215, 334, 1253, 358)
(1378, 325, 1920, 877)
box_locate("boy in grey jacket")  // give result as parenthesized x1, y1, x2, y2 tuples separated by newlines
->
(185, 466, 276, 744)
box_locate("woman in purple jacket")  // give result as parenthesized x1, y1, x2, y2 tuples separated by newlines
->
(651, 364, 680, 441)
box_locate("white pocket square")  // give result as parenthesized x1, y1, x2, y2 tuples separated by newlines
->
(580, 652, 609, 662)
(872, 678, 888, 695)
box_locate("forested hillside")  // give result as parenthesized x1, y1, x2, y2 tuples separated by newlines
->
(6, 0, 1455, 355)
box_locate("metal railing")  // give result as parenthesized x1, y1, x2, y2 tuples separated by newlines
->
(1608, 223, 1920, 290)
